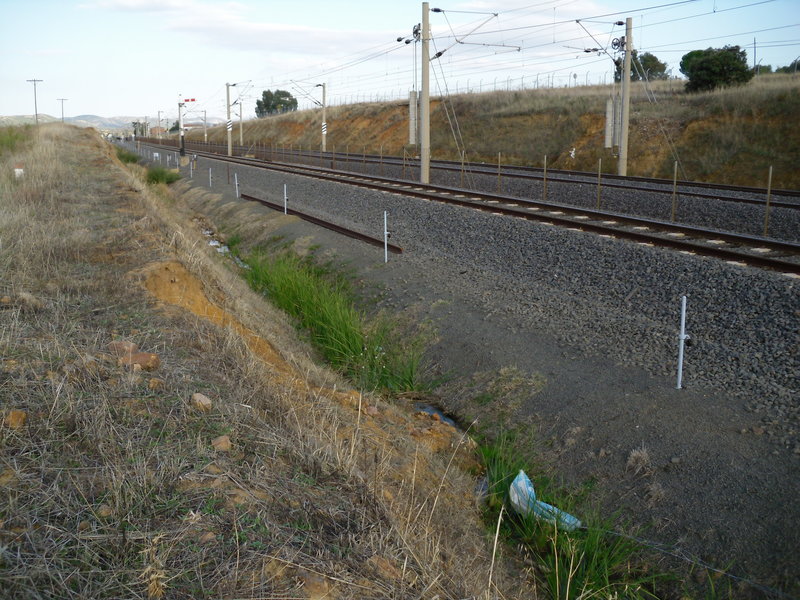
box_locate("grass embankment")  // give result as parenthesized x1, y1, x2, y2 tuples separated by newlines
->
(221, 205, 674, 598)
(186, 73, 800, 188)
(0, 124, 524, 598)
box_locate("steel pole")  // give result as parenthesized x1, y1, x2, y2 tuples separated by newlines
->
(420, 2, 431, 184)
(617, 17, 632, 176)
(226, 83, 233, 156)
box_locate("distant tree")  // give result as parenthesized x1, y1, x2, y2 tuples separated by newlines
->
(255, 90, 298, 117)
(614, 51, 669, 82)
(754, 64, 773, 75)
(679, 45, 754, 92)
(637, 52, 670, 79)
(775, 59, 800, 74)
(131, 121, 147, 136)
(169, 120, 179, 133)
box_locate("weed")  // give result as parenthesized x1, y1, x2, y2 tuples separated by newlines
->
(243, 248, 428, 392)
(0, 125, 31, 154)
(115, 146, 140, 164)
(479, 433, 665, 599)
(145, 166, 181, 185)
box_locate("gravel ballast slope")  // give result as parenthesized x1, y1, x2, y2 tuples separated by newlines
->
(180, 152, 799, 595)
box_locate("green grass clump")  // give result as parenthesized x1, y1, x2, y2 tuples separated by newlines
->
(0, 125, 31, 154)
(146, 165, 181, 184)
(243, 249, 425, 392)
(115, 146, 140, 164)
(480, 434, 665, 599)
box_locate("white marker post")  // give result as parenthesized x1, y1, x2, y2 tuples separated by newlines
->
(234, 173, 239, 198)
(189, 159, 193, 179)
(383, 211, 389, 263)
(676, 295, 690, 389)
(208, 168, 212, 188)
(283, 184, 288, 214)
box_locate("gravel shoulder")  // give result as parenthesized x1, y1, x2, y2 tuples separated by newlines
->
(180, 154, 799, 597)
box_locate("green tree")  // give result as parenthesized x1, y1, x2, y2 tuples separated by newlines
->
(169, 120, 179, 133)
(255, 89, 298, 117)
(679, 45, 754, 92)
(614, 51, 669, 82)
(637, 52, 669, 79)
(775, 59, 799, 74)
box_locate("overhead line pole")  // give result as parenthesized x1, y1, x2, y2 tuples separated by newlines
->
(316, 83, 327, 153)
(226, 82, 236, 156)
(57, 98, 68, 123)
(618, 17, 632, 176)
(27, 78, 43, 126)
(420, 2, 431, 184)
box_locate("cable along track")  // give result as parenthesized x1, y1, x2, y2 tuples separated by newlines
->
(156, 145, 800, 276)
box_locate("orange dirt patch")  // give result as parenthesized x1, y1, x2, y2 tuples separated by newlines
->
(141, 261, 291, 376)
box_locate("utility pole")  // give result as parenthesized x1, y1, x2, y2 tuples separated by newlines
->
(157, 110, 162, 139)
(420, 2, 431, 183)
(316, 83, 327, 152)
(226, 82, 236, 156)
(26, 78, 43, 125)
(239, 103, 243, 145)
(618, 17, 632, 176)
(178, 100, 185, 156)
(203, 110, 207, 143)
(57, 98, 68, 123)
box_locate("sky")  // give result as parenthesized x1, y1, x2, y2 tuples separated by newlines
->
(1, 0, 798, 123)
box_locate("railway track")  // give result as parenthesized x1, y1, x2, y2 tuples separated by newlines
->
(143, 137, 800, 211)
(136, 141, 800, 276)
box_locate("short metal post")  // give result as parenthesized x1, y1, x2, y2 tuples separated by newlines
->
(460, 150, 466, 188)
(380, 145, 384, 176)
(542, 154, 548, 201)
(283, 184, 288, 214)
(763, 165, 773, 236)
(189, 160, 193, 178)
(670, 161, 679, 222)
(497, 152, 502, 193)
(208, 167, 212, 187)
(383, 211, 389, 263)
(234, 173, 239, 198)
(596, 158, 602, 209)
(676, 295, 689, 390)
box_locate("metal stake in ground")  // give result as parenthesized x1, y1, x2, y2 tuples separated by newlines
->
(763, 165, 773, 236)
(208, 168, 212, 188)
(676, 295, 690, 389)
(283, 184, 288, 214)
(384, 211, 389, 263)
(234, 173, 240, 198)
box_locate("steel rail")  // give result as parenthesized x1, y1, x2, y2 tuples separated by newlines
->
(240, 192, 403, 254)
(188, 140, 800, 204)
(139, 143, 800, 275)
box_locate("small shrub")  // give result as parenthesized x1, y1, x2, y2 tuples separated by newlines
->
(0, 125, 30, 154)
(146, 166, 181, 184)
(115, 146, 140, 164)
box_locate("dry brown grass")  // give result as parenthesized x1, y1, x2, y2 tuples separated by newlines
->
(0, 125, 535, 598)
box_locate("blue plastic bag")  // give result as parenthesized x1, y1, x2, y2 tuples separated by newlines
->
(508, 470, 582, 531)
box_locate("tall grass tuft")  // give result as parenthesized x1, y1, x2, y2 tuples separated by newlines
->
(146, 165, 181, 184)
(244, 249, 426, 392)
(115, 146, 140, 164)
(480, 434, 665, 599)
(0, 125, 31, 154)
